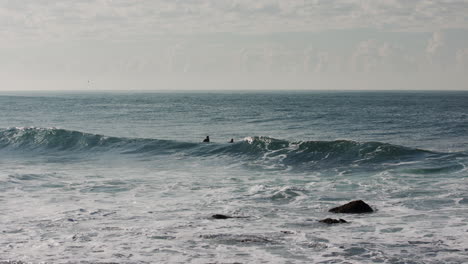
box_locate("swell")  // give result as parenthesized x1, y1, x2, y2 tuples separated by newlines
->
(0, 127, 198, 154)
(0, 127, 456, 169)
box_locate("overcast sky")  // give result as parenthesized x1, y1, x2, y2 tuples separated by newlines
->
(1, 0, 468, 91)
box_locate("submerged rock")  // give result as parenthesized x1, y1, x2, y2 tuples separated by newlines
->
(319, 218, 348, 224)
(329, 200, 374, 214)
(201, 233, 272, 244)
(211, 214, 233, 219)
(211, 214, 249, 219)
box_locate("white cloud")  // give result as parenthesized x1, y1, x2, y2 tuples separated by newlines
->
(427, 31, 445, 54)
(1, 1, 468, 91)
(349, 39, 418, 73)
(425, 31, 450, 70)
(314, 52, 331, 73)
(1, 0, 468, 42)
(456, 48, 468, 70)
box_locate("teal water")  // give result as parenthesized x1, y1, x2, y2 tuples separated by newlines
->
(0, 91, 467, 263)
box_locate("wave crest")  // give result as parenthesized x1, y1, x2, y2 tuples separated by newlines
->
(0, 128, 437, 169)
(0, 127, 125, 150)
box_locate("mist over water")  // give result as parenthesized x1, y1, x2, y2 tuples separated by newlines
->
(1, 92, 467, 263)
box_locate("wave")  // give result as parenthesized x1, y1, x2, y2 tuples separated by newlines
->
(0, 127, 452, 170)
(0, 127, 197, 153)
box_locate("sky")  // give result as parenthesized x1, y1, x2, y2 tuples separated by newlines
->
(1, 0, 468, 91)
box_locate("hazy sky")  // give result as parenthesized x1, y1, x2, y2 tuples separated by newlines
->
(1, 0, 468, 91)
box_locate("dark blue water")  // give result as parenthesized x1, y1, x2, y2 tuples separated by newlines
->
(0, 91, 467, 263)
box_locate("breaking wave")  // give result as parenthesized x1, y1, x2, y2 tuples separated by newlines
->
(0, 127, 455, 170)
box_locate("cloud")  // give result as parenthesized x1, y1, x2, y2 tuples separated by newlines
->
(456, 48, 468, 70)
(349, 39, 418, 73)
(1, 0, 468, 43)
(427, 31, 445, 54)
(1, 1, 468, 91)
(425, 31, 453, 70)
(314, 52, 331, 73)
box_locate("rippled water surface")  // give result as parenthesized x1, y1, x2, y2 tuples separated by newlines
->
(0, 91, 467, 263)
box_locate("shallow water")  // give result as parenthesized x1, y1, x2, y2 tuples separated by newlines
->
(0, 91, 467, 263)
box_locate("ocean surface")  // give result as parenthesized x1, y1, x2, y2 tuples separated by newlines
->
(0, 91, 467, 263)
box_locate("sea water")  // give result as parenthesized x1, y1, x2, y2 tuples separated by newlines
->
(0, 91, 467, 263)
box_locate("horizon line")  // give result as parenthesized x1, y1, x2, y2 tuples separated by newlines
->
(0, 89, 467, 93)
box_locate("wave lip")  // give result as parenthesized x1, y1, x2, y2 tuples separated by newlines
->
(233, 136, 434, 170)
(287, 139, 431, 163)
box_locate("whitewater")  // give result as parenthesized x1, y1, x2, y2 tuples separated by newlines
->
(0, 91, 467, 263)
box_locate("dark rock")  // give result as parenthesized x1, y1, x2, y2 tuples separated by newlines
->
(212, 214, 233, 219)
(211, 214, 249, 219)
(319, 218, 348, 224)
(103, 212, 116, 217)
(329, 200, 374, 214)
(201, 233, 272, 244)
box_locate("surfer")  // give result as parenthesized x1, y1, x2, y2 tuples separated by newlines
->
(203, 136, 210, 143)
(229, 138, 234, 143)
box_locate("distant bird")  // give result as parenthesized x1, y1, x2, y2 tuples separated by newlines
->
(203, 136, 210, 143)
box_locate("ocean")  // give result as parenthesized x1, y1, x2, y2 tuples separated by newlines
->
(0, 91, 467, 263)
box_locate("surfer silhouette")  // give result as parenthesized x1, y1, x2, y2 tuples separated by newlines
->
(203, 136, 210, 143)
(229, 138, 234, 143)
